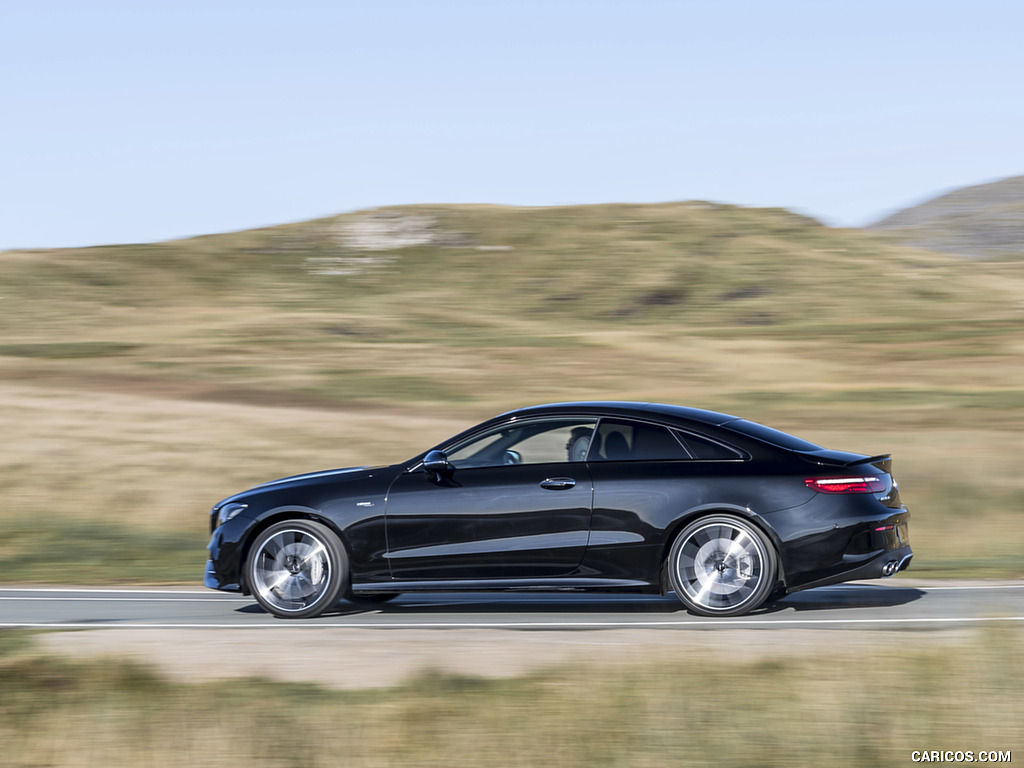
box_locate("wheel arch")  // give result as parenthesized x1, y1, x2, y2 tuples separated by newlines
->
(237, 505, 347, 595)
(658, 504, 787, 595)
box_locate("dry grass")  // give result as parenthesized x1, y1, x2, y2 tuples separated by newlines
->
(2, 378, 1022, 582)
(0, 383, 461, 582)
(1, 201, 1023, 581)
(1, 627, 1021, 767)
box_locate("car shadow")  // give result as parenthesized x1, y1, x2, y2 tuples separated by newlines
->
(760, 583, 925, 613)
(334, 594, 684, 616)
(235, 583, 927, 618)
(238, 593, 684, 617)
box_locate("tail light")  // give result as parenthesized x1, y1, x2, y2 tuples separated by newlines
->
(805, 476, 887, 494)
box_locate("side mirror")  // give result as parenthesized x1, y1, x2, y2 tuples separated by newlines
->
(422, 449, 453, 479)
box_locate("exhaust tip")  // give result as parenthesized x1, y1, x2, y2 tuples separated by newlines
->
(881, 560, 898, 577)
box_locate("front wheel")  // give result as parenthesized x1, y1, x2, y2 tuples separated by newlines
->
(668, 515, 777, 617)
(247, 520, 348, 619)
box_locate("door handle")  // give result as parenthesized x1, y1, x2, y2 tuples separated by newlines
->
(540, 477, 576, 490)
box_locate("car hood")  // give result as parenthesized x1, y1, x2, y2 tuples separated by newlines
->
(215, 465, 387, 507)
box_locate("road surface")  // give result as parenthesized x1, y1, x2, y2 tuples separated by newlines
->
(2, 581, 1022, 629)
(5, 582, 1022, 689)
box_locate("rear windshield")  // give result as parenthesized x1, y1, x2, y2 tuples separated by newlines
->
(723, 419, 822, 452)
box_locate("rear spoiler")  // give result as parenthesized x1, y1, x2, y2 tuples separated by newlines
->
(866, 454, 892, 473)
(802, 450, 892, 470)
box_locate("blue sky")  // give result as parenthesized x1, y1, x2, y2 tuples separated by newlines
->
(2, 0, 1022, 249)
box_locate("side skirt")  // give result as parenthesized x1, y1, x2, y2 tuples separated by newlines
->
(350, 577, 653, 595)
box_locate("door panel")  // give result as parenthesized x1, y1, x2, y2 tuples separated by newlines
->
(384, 463, 594, 580)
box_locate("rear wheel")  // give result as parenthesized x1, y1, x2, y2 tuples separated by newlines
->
(247, 520, 348, 619)
(668, 515, 777, 617)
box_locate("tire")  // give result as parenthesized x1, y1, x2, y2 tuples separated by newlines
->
(667, 515, 777, 617)
(246, 520, 348, 619)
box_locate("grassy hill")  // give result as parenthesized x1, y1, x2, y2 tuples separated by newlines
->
(2, 201, 1023, 581)
(868, 174, 1024, 258)
(4, 201, 1021, 411)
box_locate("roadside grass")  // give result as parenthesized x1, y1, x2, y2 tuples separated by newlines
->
(0, 384, 462, 584)
(0, 628, 1020, 767)
(0, 519, 204, 584)
(1, 378, 1022, 583)
(2, 201, 1023, 582)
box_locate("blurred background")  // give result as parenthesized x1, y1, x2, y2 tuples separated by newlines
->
(2, 1, 1022, 765)
(4, 195, 1023, 584)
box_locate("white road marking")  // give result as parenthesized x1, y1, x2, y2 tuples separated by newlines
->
(1, 616, 1022, 630)
(0, 593, 216, 598)
(0, 583, 1021, 599)
(0, 596, 249, 602)
(901, 584, 1024, 590)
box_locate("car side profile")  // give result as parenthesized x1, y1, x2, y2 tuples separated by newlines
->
(205, 402, 912, 619)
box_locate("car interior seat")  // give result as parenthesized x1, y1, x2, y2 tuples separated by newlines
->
(602, 431, 631, 460)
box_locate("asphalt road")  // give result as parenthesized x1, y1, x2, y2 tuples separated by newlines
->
(2, 581, 1023, 629)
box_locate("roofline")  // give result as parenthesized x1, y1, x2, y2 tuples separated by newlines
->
(497, 401, 740, 427)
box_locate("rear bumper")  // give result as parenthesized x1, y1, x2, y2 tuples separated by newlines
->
(787, 544, 913, 593)
(773, 494, 912, 592)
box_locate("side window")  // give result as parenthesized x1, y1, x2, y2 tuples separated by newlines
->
(591, 419, 690, 461)
(676, 431, 744, 460)
(446, 419, 597, 468)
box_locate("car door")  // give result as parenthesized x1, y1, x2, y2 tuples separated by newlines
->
(383, 418, 596, 582)
(582, 418, 749, 583)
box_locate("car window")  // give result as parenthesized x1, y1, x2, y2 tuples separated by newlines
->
(724, 419, 821, 451)
(446, 419, 597, 468)
(591, 419, 690, 461)
(675, 431, 744, 460)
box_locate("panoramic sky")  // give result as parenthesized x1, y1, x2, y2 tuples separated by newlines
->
(2, 0, 1022, 249)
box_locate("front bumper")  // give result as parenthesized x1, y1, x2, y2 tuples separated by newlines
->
(204, 559, 241, 592)
(204, 514, 251, 592)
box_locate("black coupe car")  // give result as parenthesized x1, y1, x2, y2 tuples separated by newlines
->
(205, 402, 912, 619)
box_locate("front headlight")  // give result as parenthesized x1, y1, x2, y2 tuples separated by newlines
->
(216, 502, 248, 527)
